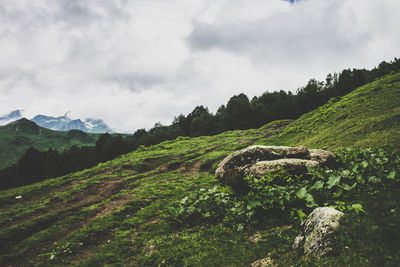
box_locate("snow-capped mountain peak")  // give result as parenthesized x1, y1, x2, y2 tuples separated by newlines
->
(1, 110, 112, 133)
(31, 113, 112, 133)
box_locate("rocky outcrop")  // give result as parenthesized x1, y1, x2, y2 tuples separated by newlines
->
(215, 145, 336, 189)
(293, 207, 344, 256)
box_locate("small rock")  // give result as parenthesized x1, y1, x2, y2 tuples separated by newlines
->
(248, 232, 263, 243)
(293, 207, 344, 256)
(251, 256, 275, 267)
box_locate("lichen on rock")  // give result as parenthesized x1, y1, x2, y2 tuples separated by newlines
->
(293, 207, 344, 256)
(215, 145, 336, 190)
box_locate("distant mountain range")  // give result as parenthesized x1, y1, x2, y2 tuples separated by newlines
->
(0, 110, 23, 126)
(0, 110, 112, 133)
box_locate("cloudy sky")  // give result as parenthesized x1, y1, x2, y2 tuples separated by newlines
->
(0, 0, 399, 132)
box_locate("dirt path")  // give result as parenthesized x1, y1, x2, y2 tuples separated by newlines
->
(4, 157, 176, 266)
(1, 133, 273, 266)
(0, 157, 142, 231)
(3, 175, 134, 265)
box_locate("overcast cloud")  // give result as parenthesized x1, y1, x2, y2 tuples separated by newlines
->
(0, 0, 399, 132)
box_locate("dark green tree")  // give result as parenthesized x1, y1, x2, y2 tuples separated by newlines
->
(18, 147, 45, 184)
(225, 94, 252, 130)
(190, 110, 215, 136)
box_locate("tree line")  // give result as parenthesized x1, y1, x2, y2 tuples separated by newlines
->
(125, 58, 400, 139)
(1, 58, 399, 189)
(0, 134, 128, 189)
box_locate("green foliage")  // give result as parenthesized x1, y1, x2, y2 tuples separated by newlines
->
(171, 148, 400, 233)
(49, 242, 73, 261)
(244, 171, 315, 224)
(168, 186, 241, 226)
(308, 147, 400, 196)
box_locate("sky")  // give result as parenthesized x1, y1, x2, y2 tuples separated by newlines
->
(0, 0, 399, 133)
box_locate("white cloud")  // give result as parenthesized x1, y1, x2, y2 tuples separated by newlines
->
(0, 0, 399, 132)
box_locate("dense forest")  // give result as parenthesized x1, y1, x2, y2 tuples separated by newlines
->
(1, 58, 399, 189)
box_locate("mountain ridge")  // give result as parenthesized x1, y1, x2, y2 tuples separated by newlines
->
(0, 110, 112, 133)
(0, 110, 23, 126)
(31, 113, 112, 133)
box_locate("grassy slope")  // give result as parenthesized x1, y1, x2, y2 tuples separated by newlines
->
(0, 72, 399, 266)
(263, 71, 400, 149)
(0, 119, 100, 170)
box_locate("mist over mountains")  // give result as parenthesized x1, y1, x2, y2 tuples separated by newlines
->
(0, 110, 112, 133)
(0, 110, 22, 126)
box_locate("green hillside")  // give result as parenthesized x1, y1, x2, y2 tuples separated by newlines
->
(0, 72, 399, 266)
(266, 71, 400, 148)
(0, 119, 100, 170)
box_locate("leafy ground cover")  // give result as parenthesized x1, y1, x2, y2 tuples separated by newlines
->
(170, 147, 400, 266)
(0, 72, 399, 266)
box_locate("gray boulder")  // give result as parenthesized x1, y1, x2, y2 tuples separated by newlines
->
(293, 207, 344, 256)
(215, 145, 335, 188)
(309, 149, 337, 168)
(245, 158, 320, 178)
(217, 145, 310, 169)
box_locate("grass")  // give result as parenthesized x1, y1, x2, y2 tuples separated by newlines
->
(262, 72, 400, 149)
(0, 72, 399, 266)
